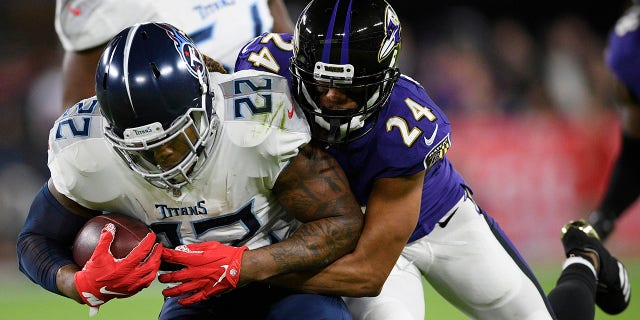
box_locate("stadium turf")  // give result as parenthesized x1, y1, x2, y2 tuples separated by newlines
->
(2, 258, 639, 319)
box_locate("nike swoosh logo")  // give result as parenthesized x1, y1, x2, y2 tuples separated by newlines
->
(437, 208, 458, 228)
(424, 124, 438, 146)
(212, 265, 229, 287)
(66, 3, 81, 16)
(81, 292, 105, 306)
(99, 286, 127, 296)
(287, 105, 295, 119)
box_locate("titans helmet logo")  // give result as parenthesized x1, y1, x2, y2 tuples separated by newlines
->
(158, 23, 205, 79)
(378, 5, 401, 66)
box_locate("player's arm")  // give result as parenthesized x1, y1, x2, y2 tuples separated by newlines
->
(18, 179, 161, 310)
(268, 0, 294, 33)
(60, 46, 105, 110)
(268, 170, 424, 296)
(239, 142, 364, 282)
(17, 179, 98, 303)
(47, 179, 108, 303)
(158, 142, 364, 305)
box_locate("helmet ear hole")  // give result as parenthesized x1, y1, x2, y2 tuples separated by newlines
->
(99, 73, 107, 90)
(150, 63, 161, 79)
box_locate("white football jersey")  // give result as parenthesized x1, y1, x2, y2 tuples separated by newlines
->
(48, 70, 310, 250)
(55, 0, 275, 71)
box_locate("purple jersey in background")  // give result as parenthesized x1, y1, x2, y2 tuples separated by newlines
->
(606, 6, 640, 100)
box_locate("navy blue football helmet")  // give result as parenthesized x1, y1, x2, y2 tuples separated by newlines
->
(290, 0, 401, 144)
(96, 22, 219, 190)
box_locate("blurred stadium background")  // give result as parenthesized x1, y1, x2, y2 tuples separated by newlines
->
(1, 0, 639, 318)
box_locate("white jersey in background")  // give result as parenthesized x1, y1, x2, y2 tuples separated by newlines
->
(55, 0, 276, 71)
(47, 70, 309, 250)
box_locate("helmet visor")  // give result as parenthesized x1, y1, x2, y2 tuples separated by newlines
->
(105, 108, 214, 189)
(291, 60, 399, 144)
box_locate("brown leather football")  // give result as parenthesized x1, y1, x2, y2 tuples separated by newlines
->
(72, 212, 152, 267)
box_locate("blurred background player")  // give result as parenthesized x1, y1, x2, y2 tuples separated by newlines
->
(588, 1, 640, 240)
(237, 0, 555, 319)
(549, 3, 637, 318)
(54, 0, 294, 111)
(17, 22, 362, 319)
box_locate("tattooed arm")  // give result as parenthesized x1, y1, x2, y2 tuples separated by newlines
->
(245, 147, 422, 297)
(265, 170, 423, 296)
(237, 143, 363, 285)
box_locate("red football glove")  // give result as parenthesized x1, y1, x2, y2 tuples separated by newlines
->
(74, 223, 162, 310)
(158, 241, 248, 305)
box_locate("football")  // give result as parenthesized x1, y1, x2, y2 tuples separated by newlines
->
(72, 212, 153, 267)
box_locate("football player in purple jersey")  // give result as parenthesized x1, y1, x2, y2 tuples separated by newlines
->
(238, 0, 553, 319)
(588, 2, 640, 241)
(234, 0, 630, 319)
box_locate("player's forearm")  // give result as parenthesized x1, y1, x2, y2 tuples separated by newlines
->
(61, 48, 105, 110)
(239, 213, 361, 284)
(17, 183, 95, 302)
(268, 0, 294, 33)
(56, 264, 83, 303)
(262, 202, 416, 296)
(264, 250, 389, 297)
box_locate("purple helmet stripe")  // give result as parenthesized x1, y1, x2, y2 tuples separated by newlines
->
(340, 0, 353, 64)
(323, 0, 341, 62)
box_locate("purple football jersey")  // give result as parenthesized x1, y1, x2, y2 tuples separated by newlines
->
(235, 32, 294, 83)
(235, 32, 469, 241)
(325, 76, 467, 241)
(606, 6, 640, 99)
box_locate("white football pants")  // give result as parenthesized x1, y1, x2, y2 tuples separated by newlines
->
(344, 193, 555, 320)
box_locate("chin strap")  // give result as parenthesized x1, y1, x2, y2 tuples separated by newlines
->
(197, 68, 209, 111)
(327, 118, 342, 144)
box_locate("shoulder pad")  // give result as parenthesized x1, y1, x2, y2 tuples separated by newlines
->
(212, 71, 309, 148)
(49, 97, 105, 151)
(234, 32, 294, 81)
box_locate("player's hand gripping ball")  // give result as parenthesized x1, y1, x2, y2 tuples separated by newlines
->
(73, 212, 155, 267)
(72, 213, 162, 312)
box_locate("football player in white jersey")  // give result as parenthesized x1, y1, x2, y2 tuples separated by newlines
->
(17, 22, 362, 319)
(54, 0, 295, 111)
